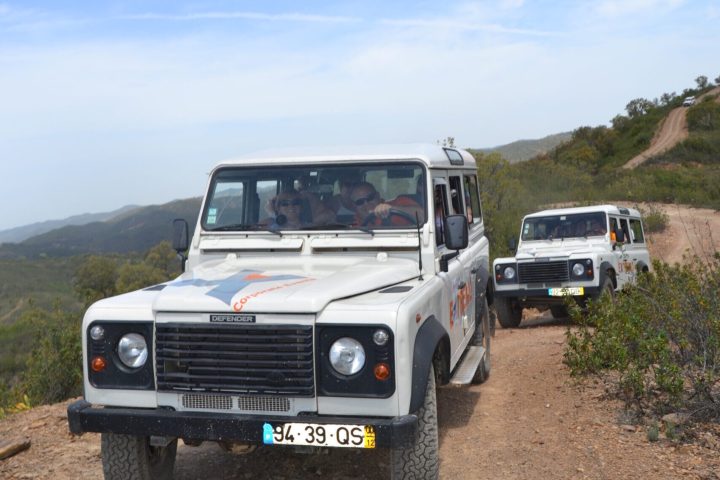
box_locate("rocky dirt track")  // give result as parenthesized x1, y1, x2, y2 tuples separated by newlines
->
(1, 204, 719, 479)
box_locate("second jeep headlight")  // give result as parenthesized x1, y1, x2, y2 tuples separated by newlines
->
(117, 333, 148, 368)
(329, 337, 365, 375)
(503, 266, 516, 280)
(572, 262, 586, 277)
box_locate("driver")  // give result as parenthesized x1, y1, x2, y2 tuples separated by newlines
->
(350, 182, 423, 226)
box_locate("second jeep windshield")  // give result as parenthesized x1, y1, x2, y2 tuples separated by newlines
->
(521, 212, 608, 241)
(202, 163, 427, 231)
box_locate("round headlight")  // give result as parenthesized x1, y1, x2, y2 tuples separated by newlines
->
(572, 262, 585, 277)
(503, 266, 516, 280)
(117, 333, 148, 368)
(329, 337, 365, 376)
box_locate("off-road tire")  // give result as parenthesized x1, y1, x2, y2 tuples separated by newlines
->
(591, 276, 615, 303)
(101, 433, 177, 480)
(494, 296, 522, 328)
(391, 365, 439, 479)
(549, 305, 568, 318)
(471, 298, 492, 383)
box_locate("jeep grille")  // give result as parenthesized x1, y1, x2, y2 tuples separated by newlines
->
(518, 261, 569, 283)
(156, 323, 314, 396)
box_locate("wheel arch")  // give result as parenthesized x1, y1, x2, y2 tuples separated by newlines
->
(409, 316, 449, 414)
(599, 261, 617, 289)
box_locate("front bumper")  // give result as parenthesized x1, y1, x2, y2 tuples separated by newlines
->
(494, 286, 601, 299)
(67, 400, 417, 449)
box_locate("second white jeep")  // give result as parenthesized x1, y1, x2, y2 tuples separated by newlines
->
(493, 205, 651, 327)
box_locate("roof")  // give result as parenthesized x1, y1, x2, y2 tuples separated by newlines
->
(524, 204, 642, 219)
(214, 144, 476, 169)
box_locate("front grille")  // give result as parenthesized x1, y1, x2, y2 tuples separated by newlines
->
(180, 393, 291, 412)
(156, 323, 314, 396)
(182, 393, 233, 410)
(518, 261, 569, 283)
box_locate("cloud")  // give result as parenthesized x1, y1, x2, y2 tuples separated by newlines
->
(116, 11, 361, 24)
(594, 0, 685, 17)
(379, 17, 557, 36)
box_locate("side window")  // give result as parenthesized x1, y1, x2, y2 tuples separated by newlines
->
(619, 218, 631, 243)
(630, 219, 645, 243)
(433, 185, 449, 247)
(463, 174, 482, 225)
(609, 217, 619, 242)
(448, 176, 463, 216)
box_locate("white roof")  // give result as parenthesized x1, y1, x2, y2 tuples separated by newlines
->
(214, 144, 476, 169)
(524, 204, 642, 219)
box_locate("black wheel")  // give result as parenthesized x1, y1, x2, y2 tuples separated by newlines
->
(362, 208, 417, 226)
(591, 276, 615, 303)
(391, 364, 439, 479)
(101, 433, 177, 480)
(471, 298, 491, 384)
(494, 296, 522, 328)
(549, 305, 568, 318)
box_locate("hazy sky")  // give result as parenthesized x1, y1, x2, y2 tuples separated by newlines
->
(0, 1, 718, 231)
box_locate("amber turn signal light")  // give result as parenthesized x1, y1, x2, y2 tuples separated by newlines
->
(374, 363, 391, 381)
(91, 356, 107, 372)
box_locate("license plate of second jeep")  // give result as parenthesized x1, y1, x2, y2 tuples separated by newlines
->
(548, 287, 584, 296)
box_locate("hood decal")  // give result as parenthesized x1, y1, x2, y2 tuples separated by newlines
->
(167, 270, 309, 306)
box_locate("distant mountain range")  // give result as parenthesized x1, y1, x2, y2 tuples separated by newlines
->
(0, 198, 201, 258)
(0, 205, 140, 245)
(476, 132, 572, 163)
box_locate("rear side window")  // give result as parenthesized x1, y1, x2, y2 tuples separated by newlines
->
(464, 174, 482, 225)
(630, 219, 645, 243)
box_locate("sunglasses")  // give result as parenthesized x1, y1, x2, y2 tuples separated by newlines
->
(277, 199, 303, 207)
(353, 193, 377, 206)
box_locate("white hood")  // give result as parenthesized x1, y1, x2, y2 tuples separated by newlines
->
(151, 256, 419, 314)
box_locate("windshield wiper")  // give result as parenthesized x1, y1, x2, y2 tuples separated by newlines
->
(297, 223, 374, 234)
(207, 224, 280, 235)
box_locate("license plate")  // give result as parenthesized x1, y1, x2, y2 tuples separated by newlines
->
(262, 422, 376, 449)
(548, 287, 584, 296)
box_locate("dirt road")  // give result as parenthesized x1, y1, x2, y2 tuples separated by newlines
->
(623, 87, 720, 169)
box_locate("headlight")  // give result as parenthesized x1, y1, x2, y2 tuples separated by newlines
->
(117, 333, 148, 368)
(503, 266, 516, 280)
(329, 337, 365, 375)
(572, 262, 586, 277)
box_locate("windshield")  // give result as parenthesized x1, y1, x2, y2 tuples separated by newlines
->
(521, 212, 608, 241)
(201, 162, 427, 232)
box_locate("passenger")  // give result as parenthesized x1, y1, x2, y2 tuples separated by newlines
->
(588, 219, 607, 236)
(293, 175, 335, 225)
(351, 182, 423, 226)
(325, 175, 357, 220)
(270, 191, 309, 229)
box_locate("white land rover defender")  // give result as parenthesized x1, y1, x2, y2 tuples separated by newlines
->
(493, 205, 651, 328)
(68, 145, 494, 479)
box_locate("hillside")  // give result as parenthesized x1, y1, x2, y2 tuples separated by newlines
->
(474, 132, 572, 163)
(0, 198, 201, 259)
(0, 205, 139, 245)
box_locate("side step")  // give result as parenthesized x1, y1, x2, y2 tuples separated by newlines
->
(448, 346, 486, 386)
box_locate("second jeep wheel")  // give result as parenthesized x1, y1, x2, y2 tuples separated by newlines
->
(494, 296, 522, 328)
(391, 364, 439, 479)
(101, 433, 177, 480)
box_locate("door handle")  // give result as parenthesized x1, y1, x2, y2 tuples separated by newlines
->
(471, 268, 478, 274)
(458, 281, 466, 289)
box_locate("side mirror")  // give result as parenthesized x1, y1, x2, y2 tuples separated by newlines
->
(172, 219, 189, 272)
(444, 214, 469, 250)
(508, 237, 517, 252)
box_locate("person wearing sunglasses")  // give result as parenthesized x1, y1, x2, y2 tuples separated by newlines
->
(270, 191, 309, 229)
(350, 182, 423, 227)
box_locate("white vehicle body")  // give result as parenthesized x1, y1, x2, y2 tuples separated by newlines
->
(492, 205, 651, 328)
(68, 144, 493, 479)
(682, 96, 696, 106)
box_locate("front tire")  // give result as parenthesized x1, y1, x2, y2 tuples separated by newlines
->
(550, 305, 568, 318)
(391, 365, 439, 479)
(101, 433, 177, 480)
(494, 296, 522, 328)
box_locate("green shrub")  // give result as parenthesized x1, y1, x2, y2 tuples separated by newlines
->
(565, 256, 720, 420)
(639, 205, 670, 233)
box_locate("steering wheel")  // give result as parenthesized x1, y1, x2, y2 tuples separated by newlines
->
(361, 208, 417, 226)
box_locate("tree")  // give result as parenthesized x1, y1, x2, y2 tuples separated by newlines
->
(625, 98, 654, 118)
(660, 92, 676, 106)
(695, 75, 709, 89)
(145, 241, 181, 278)
(74, 256, 118, 304)
(611, 114, 630, 132)
(116, 263, 168, 294)
(715, 74, 720, 86)
(437, 136, 455, 147)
